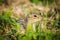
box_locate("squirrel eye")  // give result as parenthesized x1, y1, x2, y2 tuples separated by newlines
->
(34, 15, 37, 17)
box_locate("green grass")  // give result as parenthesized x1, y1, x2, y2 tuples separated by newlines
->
(0, 0, 60, 40)
(0, 8, 60, 40)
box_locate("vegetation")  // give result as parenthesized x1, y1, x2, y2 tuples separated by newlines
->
(0, 0, 60, 40)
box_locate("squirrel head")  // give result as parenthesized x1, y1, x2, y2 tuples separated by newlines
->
(28, 12, 42, 24)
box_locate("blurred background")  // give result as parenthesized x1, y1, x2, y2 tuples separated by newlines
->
(0, 0, 60, 40)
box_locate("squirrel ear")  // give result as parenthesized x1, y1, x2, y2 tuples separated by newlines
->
(39, 13, 42, 17)
(39, 13, 41, 15)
